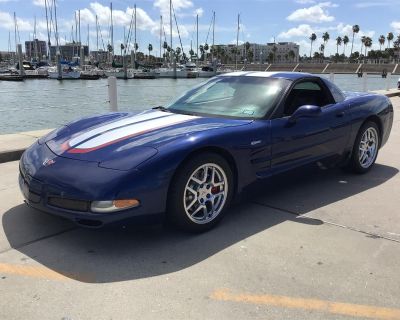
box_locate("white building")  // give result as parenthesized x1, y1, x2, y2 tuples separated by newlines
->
(265, 42, 300, 63)
(214, 42, 300, 63)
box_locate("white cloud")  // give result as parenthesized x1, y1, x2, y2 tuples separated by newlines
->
(154, 0, 193, 20)
(79, 8, 95, 24)
(194, 8, 204, 17)
(278, 24, 315, 39)
(287, 2, 336, 23)
(88, 3, 156, 32)
(0, 11, 33, 31)
(32, 0, 45, 7)
(391, 21, 400, 33)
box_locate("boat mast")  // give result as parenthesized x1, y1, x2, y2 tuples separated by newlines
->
(13, 12, 17, 53)
(170, 0, 172, 63)
(159, 15, 162, 60)
(44, 0, 52, 62)
(235, 14, 240, 71)
(110, 2, 114, 56)
(196, 14, 198, 62)
(134, 4, 137, 68)
(212, 11, 215, 62)
(96, 15, 98, 51)
(33, 15, 38, 61)
(8, 31, 11, 60)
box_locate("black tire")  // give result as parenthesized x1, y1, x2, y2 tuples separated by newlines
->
(347, 121, 380, 174)
(167, 152, 234, 233)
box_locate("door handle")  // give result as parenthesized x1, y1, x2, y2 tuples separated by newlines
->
(336, 111, 345, 117)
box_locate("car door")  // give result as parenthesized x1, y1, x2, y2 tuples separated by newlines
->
(270, 78, 350, 173)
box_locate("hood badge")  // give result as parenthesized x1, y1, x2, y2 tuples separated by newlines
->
(43, 158, 56, 167)
(251, 140, 262, 146)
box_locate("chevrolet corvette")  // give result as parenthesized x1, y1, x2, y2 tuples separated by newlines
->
(19, 72, 394, 232)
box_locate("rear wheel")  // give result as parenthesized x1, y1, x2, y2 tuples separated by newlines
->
(167, 153, 234, 232)
(347, 121, 380, 173)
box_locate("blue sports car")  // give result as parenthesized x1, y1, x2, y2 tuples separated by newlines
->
(19, 72, 394, 232)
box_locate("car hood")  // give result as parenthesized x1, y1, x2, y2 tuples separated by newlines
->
(45, 110, 252, 166)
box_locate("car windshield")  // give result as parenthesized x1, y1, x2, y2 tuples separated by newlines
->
(165, 76, 289, 119)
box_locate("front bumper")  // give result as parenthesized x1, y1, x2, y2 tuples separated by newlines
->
(18, 143, 167, 227)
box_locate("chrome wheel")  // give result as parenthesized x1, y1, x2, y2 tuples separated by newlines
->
(359, 127, 379, 168)
(183, 163, 228, 224)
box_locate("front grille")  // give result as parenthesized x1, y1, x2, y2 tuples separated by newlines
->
(48, 197, 90, 212)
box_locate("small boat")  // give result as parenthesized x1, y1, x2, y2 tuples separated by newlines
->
(0, 74, 24, 81)
(48, 66, 81, 80)
(24, 68, 48, 79)
(134, 69, 157, 79)
(80, 65, 101, 80)
(104, 68, 134, 79)
(198, 65, 217, 78)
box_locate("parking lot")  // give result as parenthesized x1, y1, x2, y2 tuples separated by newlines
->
(0, 97, 399, 320)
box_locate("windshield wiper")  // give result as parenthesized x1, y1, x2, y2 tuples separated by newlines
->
(152, 106, 170, 112)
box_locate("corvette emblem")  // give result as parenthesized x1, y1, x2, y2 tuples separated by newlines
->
(43, 158, 56, 167)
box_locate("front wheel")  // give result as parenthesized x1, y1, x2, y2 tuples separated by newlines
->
(347, 121, 380, 173)
(167, 153, 234, 232)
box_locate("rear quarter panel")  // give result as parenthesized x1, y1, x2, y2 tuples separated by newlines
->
(345, 93, 393, 150)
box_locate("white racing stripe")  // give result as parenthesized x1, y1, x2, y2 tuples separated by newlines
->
(68, 110, 170, 147)
(72, 113, 197, 151)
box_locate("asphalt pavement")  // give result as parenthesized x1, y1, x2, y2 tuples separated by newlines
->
(0, 98, 399, 320)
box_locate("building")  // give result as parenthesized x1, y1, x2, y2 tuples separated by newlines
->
(49, 42, 89, 62)
(265, 42, 300, 63)
(25, 39, 47, 60)
(214, 42, 300, 64)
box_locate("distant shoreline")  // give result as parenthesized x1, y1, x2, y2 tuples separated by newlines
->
(238, 62, 400, 75)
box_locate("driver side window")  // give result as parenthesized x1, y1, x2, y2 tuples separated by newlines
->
(284, 81, 329, 116)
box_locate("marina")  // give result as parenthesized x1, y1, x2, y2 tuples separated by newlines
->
(0, 73, 399, 135)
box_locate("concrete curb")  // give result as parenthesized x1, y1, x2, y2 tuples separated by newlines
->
(0, 149, 25, 164)
(0, 91, 399, 164)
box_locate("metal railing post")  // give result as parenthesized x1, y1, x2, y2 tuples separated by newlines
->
(362, 72, 368, 92)
(108, 76, 118, 111)
(386, 72, 391, 91)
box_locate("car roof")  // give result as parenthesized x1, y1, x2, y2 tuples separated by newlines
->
(220, 71, 315, 81)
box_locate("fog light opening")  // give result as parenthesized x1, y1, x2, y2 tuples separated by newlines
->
(91, 199, 140, 213)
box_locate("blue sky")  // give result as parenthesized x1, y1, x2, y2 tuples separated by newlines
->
(0, 0, 399, 56)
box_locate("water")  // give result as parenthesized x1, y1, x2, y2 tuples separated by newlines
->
(0, 74, 398, 134)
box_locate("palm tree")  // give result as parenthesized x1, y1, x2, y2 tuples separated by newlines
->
(309, 33, 317, 58)
(204, 43, 209, 61)
(378, 35, 385, 51)
(387, 32, 394, 49)
(272, 45, 277, 63)
(322, 32, 330, 57)
(199, 45, 204, 61)
(350, 24, 360, 57)
(343, 35, 349, 56)
(364, 37, 372, 56)
(288, 50, 295, 62)
(319, 44, 325, 62)
(148, 43, 153, 61)
(360, 36, 366, 55)
(336, 36, 342, 55)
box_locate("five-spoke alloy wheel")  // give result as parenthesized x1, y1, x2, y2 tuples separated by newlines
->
(168, 153, 233, 232)
(348, 121, 380, 173)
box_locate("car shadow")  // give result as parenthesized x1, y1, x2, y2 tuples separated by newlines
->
(2, 163, 398, 283)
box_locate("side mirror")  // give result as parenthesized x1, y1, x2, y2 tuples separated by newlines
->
(288, 105, 321, 123)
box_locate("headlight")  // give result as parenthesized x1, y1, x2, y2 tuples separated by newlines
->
(38, 126, 68, 145)
(91, 199, 140, 213)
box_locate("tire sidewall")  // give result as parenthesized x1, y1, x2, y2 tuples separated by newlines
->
(167, 152, 234, 232)
(350, 121, 380, 173)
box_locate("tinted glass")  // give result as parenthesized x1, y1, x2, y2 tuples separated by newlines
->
(322, 79, 345, 102)
(166, 76, 289, 119)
